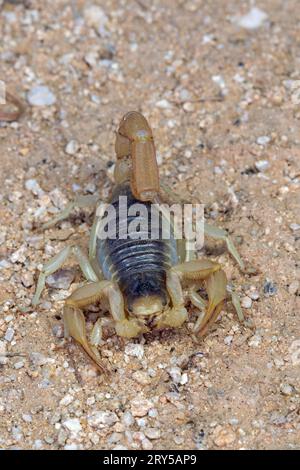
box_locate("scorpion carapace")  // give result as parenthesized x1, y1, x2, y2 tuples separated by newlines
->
(32, 111, 247, 372)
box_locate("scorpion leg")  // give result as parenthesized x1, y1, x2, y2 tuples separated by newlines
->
(156, 268, 188, 329)
(42, 194, 99, 229)
(88, 215, 105, 279)
(163, 259, 227, 335)
(32, 245, 98, 306)
(64, 281, 142, 369)
(204, 222, 245, 271)
(64, 281, 113, 372)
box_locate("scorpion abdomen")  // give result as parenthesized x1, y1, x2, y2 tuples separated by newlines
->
(96, 183, 178, 310)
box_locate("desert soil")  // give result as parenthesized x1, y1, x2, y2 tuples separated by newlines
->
(0, 0, 299, 450)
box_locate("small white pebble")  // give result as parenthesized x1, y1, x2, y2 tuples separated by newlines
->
(255, 160, 269, 171)
(155, 99, 171, 109)
(22, 414, 33, 423)
(5, 315, 14, 323)
(59, 394, 74, 407)
(224, 335, 233, 345)
(83, 4, 108, 29)
(144, 428, 161, 440)
(131, 398, 152, 417)
(280, 383, 294, 396)
(180, 373, 189, 385)
(87, 411, 118, 428)
(14, 361, 25, 370)
(4, 327, 15, 342)
(62, 418, 82, 434)
(248, 290, 260, 301)
(25, 179, 44, 196)
(122, 410, 134, 427)
(241, 296, 252, 309)
(27, 86, 56, 106)
(290, 223, 300, 232)
(33, 439, 43, 450)
(256, 136, 270, 146)
(86, 396, 96, 406)
(136, 418, 147, 427)
(183, 102, 195, 112)
(235, 7, 268, 30)
(65, 140, 79, 155)
(64, 443, 78, 450)
(249, 334, 262, 347)
(167, 366, 182, 383)
(148, 408, 158, 418)
(125, 343, 144, 360)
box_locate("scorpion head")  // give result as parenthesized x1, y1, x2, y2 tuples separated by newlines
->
(124, 273, 169, 318)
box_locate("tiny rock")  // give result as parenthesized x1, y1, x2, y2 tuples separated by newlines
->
(142, 438, 153, 450)
(83, 5, 108, 29)
(144, 428, 161, 440)
(4, 327, 14, 342)
(125, 343, 144, 360)
(280, 383, 295, 396)
(132, 370, 151, 385)
(256, 136, 271, 146)
(289, 223, 300, 232)
(62, 418, 82, 434)
(167, 366, 182, 384)
(235, 7, 268, 30)
(131, 398, 152, 417)
(46, 269, 75, 290)
(263, 280, 277, 296)
(155, 99, 171, 109)
(87, 411, 118, 428)
(0, 340, 7, 355)
(288, 280, 299, 295)
(25, 179, 44, 196)
(29, 352, 50, 367)
(248, 290, 260, 301)
(64, 444, 78, 450)
(241, 296, 252, 309)
(255, 160, 269, 172)
(224, 335, 233, 345)
(59, 394, 74, 406)
(27, 86, 56, 106)
(65, 140, 79, 155)
(122, 410, 134, 427)
(213, 426, 236, 447)
(248, 334, 262, 348)
(14, 360, 24, 369)
(21, 272, 34, 288)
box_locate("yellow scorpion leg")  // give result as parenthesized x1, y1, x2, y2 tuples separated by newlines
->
(64, 280, 144, 370)
(163, 259, 227, 335)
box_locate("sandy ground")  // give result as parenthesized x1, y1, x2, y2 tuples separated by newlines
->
(0, 0, 299, 450)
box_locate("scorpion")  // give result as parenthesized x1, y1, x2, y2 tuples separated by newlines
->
(32, 111, 247, 373)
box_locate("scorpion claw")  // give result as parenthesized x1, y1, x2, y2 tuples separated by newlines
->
(115, 319, 148, 338)
(156, 306, 188, 329)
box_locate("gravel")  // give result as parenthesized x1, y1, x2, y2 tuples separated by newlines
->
(0, 0, 299, 451)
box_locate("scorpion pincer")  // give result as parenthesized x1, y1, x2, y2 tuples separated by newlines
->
(32, 111, 247, 372)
